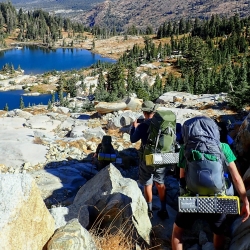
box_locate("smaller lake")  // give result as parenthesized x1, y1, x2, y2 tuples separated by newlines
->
(0, 45, 116, 74)
(0, 90, 61, 110)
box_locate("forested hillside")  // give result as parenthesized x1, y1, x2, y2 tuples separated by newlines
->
(10, 0, 250, 32)
(1, 2, 250, 110)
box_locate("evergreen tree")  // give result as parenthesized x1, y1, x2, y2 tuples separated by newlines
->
(126, 64, 136, 95)
(228, 57, 249, 109)
(58, 90, 64, 106)
(3, 103, 8, 111)
(57, 75, 66, 93)
(47, 100, 52, 110)
(163, 73, 175, 92)
(65, 76, 77, 97)
(150, 74, 163, 100)
(51, 92, 55, 103)
(106, 63, 126, 100)
(95, 69, 109, 101)
(221, 56, 235, 92)
(137, 87, 150, 100)
(19, 96, 25, 109)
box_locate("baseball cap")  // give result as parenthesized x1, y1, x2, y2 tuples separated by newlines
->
(141, 101, 155, 112)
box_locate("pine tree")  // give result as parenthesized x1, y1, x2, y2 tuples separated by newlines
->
(106, 63, 126, 99)
(51, 92, 55, 103)
(221, 56, 235, 92)
(126, 64, 136, 95)
(19, 96, 25, 109)
(95, 69, 109, 101)
(228, 57, 249, 109)
(47, 100, 52, 110)
(58, 90, 64, 106)
(163, 73, 175, 92)
(3, 103, 8, 111)
(151, 74, 163, 100)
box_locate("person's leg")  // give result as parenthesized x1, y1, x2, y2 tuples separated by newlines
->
(138, 162, 154, 214)
(213, 234, 225, 250)
(209, 213, 227, 250)
(154, 167, 168, 219)
(155, 182, 166, 209)
(171, 223, 184, 250)
(144, 184, 153, 215)
(172, 212, 195, 249)
(144, 184, 153, 202)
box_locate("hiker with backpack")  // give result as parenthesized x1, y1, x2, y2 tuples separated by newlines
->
(171, 116, 249, 250)
(130, 101, 179, 220)
(92, 135, 116, 171)
(215, 120, 234, 146)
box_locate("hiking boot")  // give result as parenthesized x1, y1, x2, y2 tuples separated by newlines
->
(157, 210, 169, 220)
(148, 210, 153, 219)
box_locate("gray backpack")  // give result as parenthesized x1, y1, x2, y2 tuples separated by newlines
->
(182, 116, 232, 196)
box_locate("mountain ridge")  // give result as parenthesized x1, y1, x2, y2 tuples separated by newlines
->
(11, 0, 250, 31)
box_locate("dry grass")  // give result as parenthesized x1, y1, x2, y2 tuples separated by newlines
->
(89, 204, 137, 250)
(91, 229, 135, 250)
(23, 107, 49, 115)
(56, 139, 89, 153)
(33, 137, 44, 145)
(88, 202, 165, 250)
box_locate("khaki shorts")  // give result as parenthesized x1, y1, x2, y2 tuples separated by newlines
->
(139, 161, 167, 186)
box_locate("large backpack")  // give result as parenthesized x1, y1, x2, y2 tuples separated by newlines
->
(98, 135, 116, 162)
(143, 109, 179, 167)
(182, 116, 230, 196)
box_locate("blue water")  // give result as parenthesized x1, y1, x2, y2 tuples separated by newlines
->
(0, 90, 61, 110)
(0, 45, 116, 110)
(0, 45, 115, 74)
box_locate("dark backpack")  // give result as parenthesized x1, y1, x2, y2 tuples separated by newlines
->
(143, 109, 179, 167)
(98, 135, 116, 162)
(182, 116, 230, 196)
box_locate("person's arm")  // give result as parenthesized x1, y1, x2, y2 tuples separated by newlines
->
(130, 121, 147, 143)
(228, 161, 250, 222)
(178, 145, 186, 193)
(180, 168, 185, 178)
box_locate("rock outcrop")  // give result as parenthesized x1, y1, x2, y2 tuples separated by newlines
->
(47, 219, 97, 250)
(50, 164, 152, 245)
(0, 174, 55, 250)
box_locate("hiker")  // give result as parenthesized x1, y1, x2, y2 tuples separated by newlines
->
(215, 120, 234, 146)
(92, 135, 116, 171)
(129, 101, 169, 220)
(172, 116, 249, 250)
(176, 122, 183, 145)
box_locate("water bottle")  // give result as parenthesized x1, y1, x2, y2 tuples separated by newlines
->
(224, 173, 234, 195)
(224, 173, 230, 188)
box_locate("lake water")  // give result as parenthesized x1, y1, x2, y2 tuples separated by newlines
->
(0, 45, 115, 74)
(0, 45, 116, 110)
(0, 90, 61, 111)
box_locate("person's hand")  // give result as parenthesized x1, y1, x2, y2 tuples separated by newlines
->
(133, 119, 139, 128)
(240, 201, 250, 222)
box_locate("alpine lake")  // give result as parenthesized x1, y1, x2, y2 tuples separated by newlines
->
(0, 45, 116, 110)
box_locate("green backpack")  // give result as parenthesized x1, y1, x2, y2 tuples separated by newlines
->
(143, 110, 178, 167)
